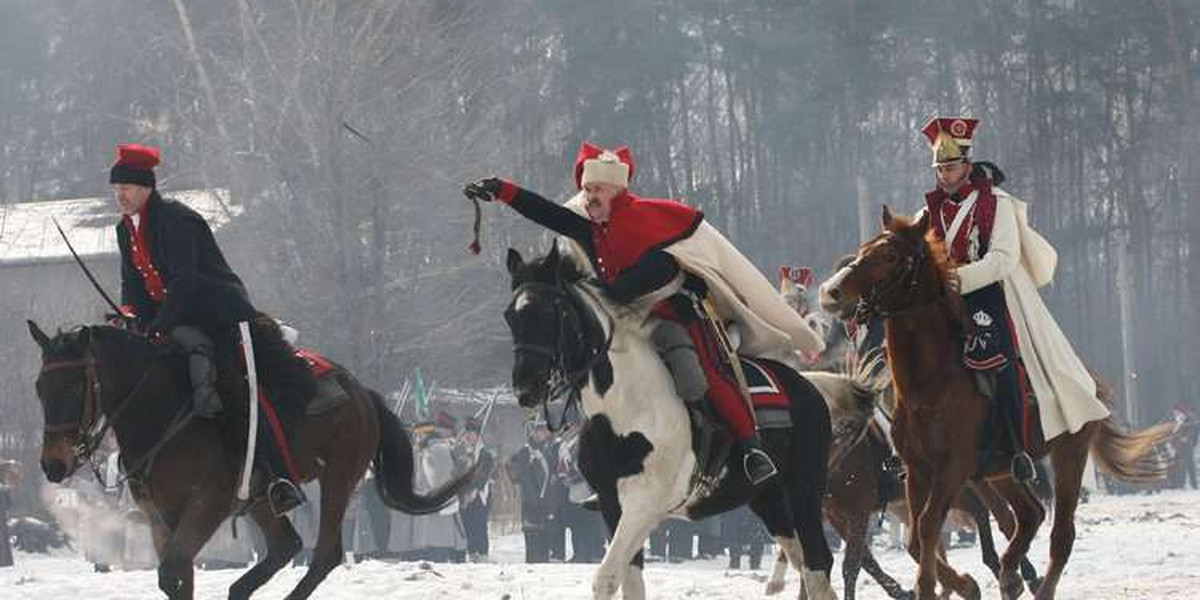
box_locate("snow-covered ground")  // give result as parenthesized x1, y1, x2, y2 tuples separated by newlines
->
(3, 489, 1198, 599)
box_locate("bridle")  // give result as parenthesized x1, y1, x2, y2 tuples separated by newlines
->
(38, 348, 157, 481)
(846, 232, 935, 324)
(506, 278, 613, 432)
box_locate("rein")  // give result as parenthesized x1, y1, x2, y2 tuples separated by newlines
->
(851, 232, 940, 324)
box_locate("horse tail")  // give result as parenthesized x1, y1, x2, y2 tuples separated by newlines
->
(1086, 370, 1175, 482)
(1088, 417, 1175, 483)
(368, 391, 477, 515)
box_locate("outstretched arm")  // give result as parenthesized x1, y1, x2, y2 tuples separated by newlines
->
(466, 177, 592, 245)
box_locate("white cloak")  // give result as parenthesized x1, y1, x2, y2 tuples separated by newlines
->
(936, 188, 1111, 440)
(563, 192, 824, 365)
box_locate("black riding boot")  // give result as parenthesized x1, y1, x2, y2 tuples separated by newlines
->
(169, 326, 222, 418)
(742, 436, 777, 485)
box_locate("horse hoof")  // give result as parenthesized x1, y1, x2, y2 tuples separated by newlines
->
(592, 575, 620, 600)
(1029, 577, 1045, 594)
(962, 574, 981, 600)
(999, 569, 1024, 600)
(765, 580, 785, 596)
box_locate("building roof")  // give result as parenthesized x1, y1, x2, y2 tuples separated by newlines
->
(0, 189, 238, 266)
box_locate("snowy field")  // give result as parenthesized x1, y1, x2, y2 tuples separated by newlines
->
(3, 489, 1198, 599)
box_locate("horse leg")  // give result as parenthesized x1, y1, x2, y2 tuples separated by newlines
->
(749, 489, 804, 597)
(913, 473, 976, 600)
(960, 488, 1001, 580)
(228, 502, 302, 600)
(971, 481, 1042, 590)
(788, 461, 836, 599)
(285, 465, 367, 600)
(766, 547, 790, 596)
(861, 551, 915, 600)
(594, 487, 662, 600)
(830, 510, 867, 600)
(989, 476, 1046, 600)
(1034, 439, 1089, 600)
(157, 497, 228, 600)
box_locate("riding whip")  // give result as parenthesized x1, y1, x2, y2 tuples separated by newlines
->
(51, 217, 128, 321)
(464, 188, 483, 255)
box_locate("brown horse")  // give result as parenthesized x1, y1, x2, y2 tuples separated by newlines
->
(29, 320, 473, 599)
(780, 361, 1042, 599)
(817, 209, 1174, 600)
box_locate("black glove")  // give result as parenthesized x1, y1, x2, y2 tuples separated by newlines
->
(463, 177, 503, 202)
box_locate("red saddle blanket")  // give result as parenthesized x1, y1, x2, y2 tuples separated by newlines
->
(294, 348, 337, 380)
(740, 357, 789, 409)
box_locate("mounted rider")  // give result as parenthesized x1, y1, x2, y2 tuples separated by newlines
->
(108, 143, 307, 513)
(916, 117, 1110, 481)
(467, 142, 824, 485)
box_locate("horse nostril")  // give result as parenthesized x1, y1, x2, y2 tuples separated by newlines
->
(42, 459, 66, 482)
(827, 287, 843, 302)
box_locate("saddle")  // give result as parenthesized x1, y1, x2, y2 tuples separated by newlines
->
(685, 357, 794, 503)
(293, 348, 350, 415)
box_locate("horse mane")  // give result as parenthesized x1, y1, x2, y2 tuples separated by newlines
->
(521, 240, 590, 286)
(44, 324, 153, 362)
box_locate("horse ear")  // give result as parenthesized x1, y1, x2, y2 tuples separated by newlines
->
(78, 326, 92, 349)
(506, 248, 524, 277)
(880, 205, 895, 229)
(547, 241, 561, 265)
(914, 208, 931, 232)
(27, 320, 50, 351)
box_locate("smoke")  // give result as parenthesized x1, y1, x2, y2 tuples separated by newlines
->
(39, 479, 156, 569)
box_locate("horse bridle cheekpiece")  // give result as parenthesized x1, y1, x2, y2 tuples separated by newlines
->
(851, 231, 929, 324)
(38, 331, 155, 479)
(38, 356, 107, 473)
(506, 278, 611, 431)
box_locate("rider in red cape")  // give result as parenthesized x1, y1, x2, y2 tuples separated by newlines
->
(467, 142, 823, 485)
(109, 143, 310, 513)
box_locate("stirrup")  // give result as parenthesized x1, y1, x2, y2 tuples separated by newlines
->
(1011, 452, 1036, 483)
(268, 478, 306, 516)
(581, 493, 600, 511)
(882, 455, 906, 478)
(744, 447, 778, 485)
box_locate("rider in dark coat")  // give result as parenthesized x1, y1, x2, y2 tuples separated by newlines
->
(110, 143, 306, 513)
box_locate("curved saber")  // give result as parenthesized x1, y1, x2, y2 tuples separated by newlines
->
(51, 217, 125, 318)
(237, 321, 259, 501)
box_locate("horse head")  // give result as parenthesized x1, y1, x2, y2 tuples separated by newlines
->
(504, 242, 613, 410)
(818, 206, 954, 323)
(27, 321, 155, 482)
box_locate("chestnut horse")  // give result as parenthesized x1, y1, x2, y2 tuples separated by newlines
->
(817, 209, 1173, 600)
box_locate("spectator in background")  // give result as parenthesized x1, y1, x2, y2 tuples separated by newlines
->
(455, 417, 496, 562)
(507, 421, 561, 563)
(1173, 403, 1198, 490)
(554, 425, 606, 563)
(0, 459, 19, 568)
(408, 412, 468, 562)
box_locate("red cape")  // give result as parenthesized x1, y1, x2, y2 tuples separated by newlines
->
(592, 192, 702, 282)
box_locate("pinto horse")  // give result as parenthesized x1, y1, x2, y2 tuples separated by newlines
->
(817, 208, 1174, 600)
(28, 320, 473, 599)
(504, 243, 837, 600)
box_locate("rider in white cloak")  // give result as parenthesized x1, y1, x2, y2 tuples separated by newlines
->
(916, 116, 1110, 480)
